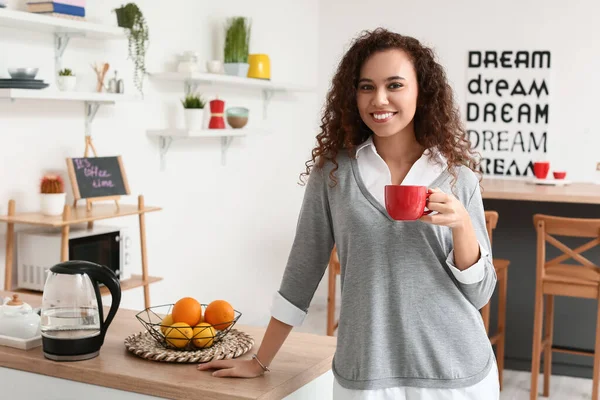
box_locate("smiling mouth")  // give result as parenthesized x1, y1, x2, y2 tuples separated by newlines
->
(370, 112, 397, 123)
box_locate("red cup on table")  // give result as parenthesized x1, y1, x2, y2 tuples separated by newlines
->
(384, 185, 432, 221)
(533, 161, 550, 179)
(553, 171, 567, 179)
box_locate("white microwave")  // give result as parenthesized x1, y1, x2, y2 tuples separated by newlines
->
(16, 225, 131, 291)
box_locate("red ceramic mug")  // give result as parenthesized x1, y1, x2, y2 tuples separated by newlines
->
(533, 161, 550, 179)
(384, 185, 432, 221)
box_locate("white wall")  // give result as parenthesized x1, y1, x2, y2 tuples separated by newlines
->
(318, 0, 600, 182)
(0, 0, 321, 327)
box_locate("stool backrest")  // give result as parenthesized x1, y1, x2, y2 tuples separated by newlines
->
(329, 245, 340, 275)
(485, 211, 499, 246)
(533, 214, 600, 280)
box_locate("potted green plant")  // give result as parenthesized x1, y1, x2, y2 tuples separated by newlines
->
(181, 94, 206, 130)
(223, 17, 251, 77)
(40, 175, 66, 216)
(114, 3, 149, 95)
(57, 68, 76, 91)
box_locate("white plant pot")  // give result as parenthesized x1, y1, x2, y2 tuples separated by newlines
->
(57, 76, 76, 91)
(40, 193, 66, 216)
(184, 108, 205, 130)
(224, 63, 250, 77)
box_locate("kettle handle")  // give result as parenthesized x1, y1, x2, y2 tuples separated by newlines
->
(85, 264, 121, 340)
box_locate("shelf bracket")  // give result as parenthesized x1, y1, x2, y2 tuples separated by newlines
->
(184, 80, 200, 96)
(84, 102, 101, 137)
(159, 136, 173, 171)
(221, 136, 235, 166)
(262, 89, 274, 119)
(54, 33, 71, 77)
(154, 136, 233, 170)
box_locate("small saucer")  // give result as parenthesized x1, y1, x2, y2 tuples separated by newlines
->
(527, 178, 572, 186)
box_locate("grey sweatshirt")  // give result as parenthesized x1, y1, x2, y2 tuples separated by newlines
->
(278, 152, 497, 390)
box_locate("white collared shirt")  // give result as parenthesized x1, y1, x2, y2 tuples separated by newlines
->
(270, 136, 497, 399)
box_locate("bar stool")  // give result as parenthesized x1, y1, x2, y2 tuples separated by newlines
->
(481, 210, 510, 390)
(326, 245, 340, 337)
(530, 214, 600, 400)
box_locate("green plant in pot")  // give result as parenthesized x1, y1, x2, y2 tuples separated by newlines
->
(181, 94, 206, 131)
(114, 3, 149, 95)
(223, 17, 251, 77)
(57, 68, 76, 91)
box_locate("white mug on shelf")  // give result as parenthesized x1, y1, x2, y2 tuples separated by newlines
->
(206, 60, 223, 74)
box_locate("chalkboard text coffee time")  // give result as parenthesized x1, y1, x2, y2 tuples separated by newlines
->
(66, 156, 130, 202)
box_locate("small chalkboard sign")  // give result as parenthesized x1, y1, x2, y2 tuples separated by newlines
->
(66, 156, 130, 206)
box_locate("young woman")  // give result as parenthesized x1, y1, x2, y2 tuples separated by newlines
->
(198, 28, 500, 400)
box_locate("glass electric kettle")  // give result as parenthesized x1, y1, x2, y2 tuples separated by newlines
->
(40, 260, 121, 361)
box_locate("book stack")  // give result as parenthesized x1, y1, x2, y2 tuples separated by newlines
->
(26, 0, 86, 21)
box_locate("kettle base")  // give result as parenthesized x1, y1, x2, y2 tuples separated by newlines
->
(43, 350, 99, 361)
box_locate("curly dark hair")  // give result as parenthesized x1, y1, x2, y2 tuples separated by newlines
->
(300, 28, 481, 188)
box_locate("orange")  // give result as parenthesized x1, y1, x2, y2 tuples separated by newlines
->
(164, 322, 193, 348)
(204, 300, 235, 330)
(172, 297, 202, 327)
(192, 322, 216, 348)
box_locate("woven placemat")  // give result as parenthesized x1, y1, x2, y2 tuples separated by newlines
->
(124, 329, 255, 363)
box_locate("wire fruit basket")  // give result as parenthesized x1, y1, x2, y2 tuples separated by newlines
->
(135, 304, 242, 351)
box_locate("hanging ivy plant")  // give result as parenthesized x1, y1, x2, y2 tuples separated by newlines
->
(114, 3, 149, 95)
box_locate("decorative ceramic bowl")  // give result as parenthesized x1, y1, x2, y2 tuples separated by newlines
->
(226, 107, 249, 129)
(8, 68, 39, 80)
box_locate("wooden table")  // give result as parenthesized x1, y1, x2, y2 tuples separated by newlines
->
(0, 291, 336, 400)
(481, 178, 600, 204)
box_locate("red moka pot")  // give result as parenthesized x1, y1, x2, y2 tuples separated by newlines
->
(209, 99, 226, 129)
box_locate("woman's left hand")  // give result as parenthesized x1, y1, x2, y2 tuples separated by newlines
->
(419, 188, 469, 230)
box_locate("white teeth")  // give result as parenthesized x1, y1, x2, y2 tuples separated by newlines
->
(373, 112, 394, 120)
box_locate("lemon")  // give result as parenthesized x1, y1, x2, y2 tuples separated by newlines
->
(164, 322, 192, 348)
(160, 314, 174, 335)
(192, 322, 216, 348)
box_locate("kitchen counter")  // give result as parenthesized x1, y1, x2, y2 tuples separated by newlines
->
(481, 177, 600, 204)
(0, 291, 337, 400)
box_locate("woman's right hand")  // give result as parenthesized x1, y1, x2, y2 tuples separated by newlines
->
(197, 358, 265, 378)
